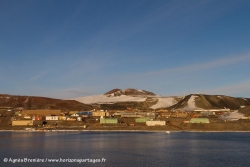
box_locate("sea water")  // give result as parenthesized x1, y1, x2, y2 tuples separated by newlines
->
(0, 131, 250, 167)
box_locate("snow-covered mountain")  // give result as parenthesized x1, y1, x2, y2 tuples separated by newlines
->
(72, 90, 250, 111)
(71, 88, 178, 109)
(72, 94, 148, 104)
(2, 89, 250, 111)
(104, 88, 156, 96)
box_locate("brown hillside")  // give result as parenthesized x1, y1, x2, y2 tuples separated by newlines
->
(0, 94, 93, 111)
(195, 94, 250, 109)
(238, 105, 250, 116)
(167, 94, 250, 111)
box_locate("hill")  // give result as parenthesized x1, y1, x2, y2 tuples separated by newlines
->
(167, 94, 250, 111)
(72, 88, 181, 110)
(238, 105, 250, 116)
(0, 94, 93, 111)
(2, 89, 250, 112)
(73, 89, 250, 111)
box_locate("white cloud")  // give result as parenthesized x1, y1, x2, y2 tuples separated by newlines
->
(141, 54, 250, 76)
(205, 80, 250, 97)
(63, 88, 94, 98)
(28, 71, 48, 81)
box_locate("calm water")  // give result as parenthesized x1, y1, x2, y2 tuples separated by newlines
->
(0, 131, 250, 167)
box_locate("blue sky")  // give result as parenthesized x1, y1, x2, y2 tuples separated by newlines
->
(1, 0, 250, 99)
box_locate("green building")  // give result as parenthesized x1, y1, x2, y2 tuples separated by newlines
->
(100, 118, 118, 124)
(135, 117, 151, 123)
(190, 118, 210, 123)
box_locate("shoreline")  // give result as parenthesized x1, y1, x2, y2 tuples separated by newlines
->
(2, 121, 250, 133)
(1, 129, 250, 133)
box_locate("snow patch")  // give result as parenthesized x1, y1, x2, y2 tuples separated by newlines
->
(0, 96, 10, 99)
(24, 97, 29, 103)
(150, 97, 177, 109)
(71, 95, 147, 104)
(182, 95, 200, 111)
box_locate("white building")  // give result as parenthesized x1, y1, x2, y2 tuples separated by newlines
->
(45, 116, 59, 121)
(146, 120, 166, 126)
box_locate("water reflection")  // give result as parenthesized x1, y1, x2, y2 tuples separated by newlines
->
(0, 132, 250, 167)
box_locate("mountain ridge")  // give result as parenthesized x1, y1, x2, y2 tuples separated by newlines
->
(2, 88, 250, 112)
(72, 89, 250, 111)
(104, 88, 156, 96)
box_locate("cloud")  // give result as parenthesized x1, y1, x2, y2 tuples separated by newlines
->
(140, 54, 250, 77)
(87, 0, 242, 47)
(102, 53, 250, 97)
(42, 86, 96, 99)
(205, 80, 250, 97)
(64, 88, 93, 97)
(28, 71, 48, 81)
(55, 50, 113, 82)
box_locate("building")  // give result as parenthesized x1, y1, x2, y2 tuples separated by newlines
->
(100, 118, 118, 124)
(200, 111, 215, 117)
(45, 116, 59, 121)
(135, 117, 151, 123)
(157, 109, 169, 112)
(121, 112, 141, 118)
(190, 118, 210, 123)
(138, 112, 157, 118)
(194, 109, 230, 112)
(71, 113, 80, 117)
(158, 112, 171, 118)
(12, 120, 33, 126)
(32, 116, 44, 121)
(171, 112, 187, 118)
(113, 111, 125, 116)
(92, 111, 110, 117)
(67, 117, 76, 121)
(22, 110, 61, 116)
(146, 120, 166, 126)
(59, 116, 67, 120)
(78, 111, 92, 117)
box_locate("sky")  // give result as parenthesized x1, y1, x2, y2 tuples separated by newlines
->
(1, 0, 250, 99)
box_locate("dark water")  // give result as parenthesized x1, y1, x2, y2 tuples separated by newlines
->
(0, 131, 250, 167)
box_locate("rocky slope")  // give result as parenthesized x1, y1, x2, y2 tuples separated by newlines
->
(167, 94, 250, 111)
(238, 105, 250, 116)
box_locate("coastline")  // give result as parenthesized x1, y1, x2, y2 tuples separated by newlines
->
(2, 120, 250, 133)
(1, 129, 250, 133)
